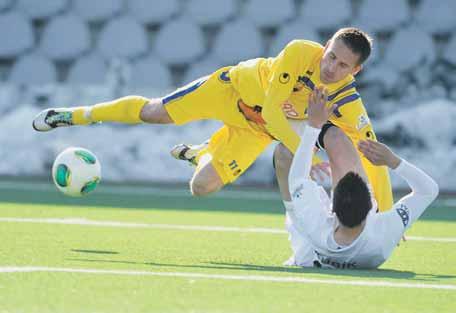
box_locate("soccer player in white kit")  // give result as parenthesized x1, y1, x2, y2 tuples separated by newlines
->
(285, 86, 439, 269)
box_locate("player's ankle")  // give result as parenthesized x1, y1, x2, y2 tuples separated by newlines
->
(73, 106, 93, 125)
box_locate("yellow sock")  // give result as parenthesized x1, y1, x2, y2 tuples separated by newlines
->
(72, 106, 92, 125)
(72, 96, 149, 125)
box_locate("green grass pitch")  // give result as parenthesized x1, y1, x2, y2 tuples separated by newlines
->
(0, 181, 455, 313)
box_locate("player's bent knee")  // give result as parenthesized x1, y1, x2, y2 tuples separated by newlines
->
(190, 165, 224, 196)
(190, 177, 222, 196)
(324, 127, 359, 164)
(324, 128, 353, 153)
(323, 127, 348, 146)
(139, 99, 174, 124)
(273, 144, 293, 170)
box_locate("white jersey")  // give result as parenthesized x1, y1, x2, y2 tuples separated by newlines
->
(286, 126, 439, 269)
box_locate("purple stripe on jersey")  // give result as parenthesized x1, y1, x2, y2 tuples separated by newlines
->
(333, 93, 360, 117)
(298, 76, 315, 90)
(162, 78, 207, 105)
(328, 81, 356, 101)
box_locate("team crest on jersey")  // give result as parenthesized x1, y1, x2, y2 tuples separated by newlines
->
(279, 72, 290, 84)
(396, 204, 410, 227)
(357, 114, 370, 130)
(219, 71, 231, 83)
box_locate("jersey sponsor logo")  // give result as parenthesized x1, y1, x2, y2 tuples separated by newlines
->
(314, 250, 357, 269)
(357, 114, 370, 130)
(282, 101, 299, 118)
(279, 72, 291, 84)
(396, 204, 410, 227)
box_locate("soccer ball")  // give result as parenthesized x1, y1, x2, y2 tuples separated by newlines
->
(52, 147, 101, 197)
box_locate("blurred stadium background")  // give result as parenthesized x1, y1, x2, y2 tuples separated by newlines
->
(1, 0, 455, 190)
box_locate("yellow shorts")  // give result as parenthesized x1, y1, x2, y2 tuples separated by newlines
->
(163, 67, 273, 184)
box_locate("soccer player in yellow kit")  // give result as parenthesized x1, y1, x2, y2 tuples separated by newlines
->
(33, 27, 392, 212)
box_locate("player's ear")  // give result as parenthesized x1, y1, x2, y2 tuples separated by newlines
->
(352, 64, 362, 76)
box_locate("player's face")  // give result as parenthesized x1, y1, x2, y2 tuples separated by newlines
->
(320, 39, 362, 84)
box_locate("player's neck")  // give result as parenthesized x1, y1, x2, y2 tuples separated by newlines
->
(334, 221, 366, 246)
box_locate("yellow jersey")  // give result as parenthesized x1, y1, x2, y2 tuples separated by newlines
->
(229, 39, 361, 154)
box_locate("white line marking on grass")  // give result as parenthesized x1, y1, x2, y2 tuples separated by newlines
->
(406, 236, 456, 243)
(0, 217, 286, 234)
(1, 266, 455, 290)
(1, 217, 456, 243)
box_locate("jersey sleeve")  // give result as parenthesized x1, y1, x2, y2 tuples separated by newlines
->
(328, 89, 367, 144)
(377, 159, 439, 257)
(288, 125, 328, 235)
(262, 40, 317, 153)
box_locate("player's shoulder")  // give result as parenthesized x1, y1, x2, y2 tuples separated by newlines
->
(327, 76, 360, 108)
(284, 39, 323, 55)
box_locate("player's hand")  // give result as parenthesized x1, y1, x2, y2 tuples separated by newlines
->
(358, 140, 401, 169)
(310, 161, 331, 182)
(307, 86, 335, 129)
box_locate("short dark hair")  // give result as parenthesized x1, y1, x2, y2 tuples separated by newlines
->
(332, 27, 373, 65)
(333, 172, 372, 228)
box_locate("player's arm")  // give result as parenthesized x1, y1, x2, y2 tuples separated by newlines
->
(360, 140, 439, 250)
(288, 87, 334, 233)
(262, 41, 313, 153)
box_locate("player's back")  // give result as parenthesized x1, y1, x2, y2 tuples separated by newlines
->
(229, 39, 323, 107)
(310, 209, 390, 269)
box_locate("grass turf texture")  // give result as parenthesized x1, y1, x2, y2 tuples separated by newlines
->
(0, 181, 455, 313)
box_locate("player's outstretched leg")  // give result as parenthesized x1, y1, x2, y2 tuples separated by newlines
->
(32, 96, 173, 131)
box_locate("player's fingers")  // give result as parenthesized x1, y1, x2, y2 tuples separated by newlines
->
(309, 89, 316, 105)
(358, 140, 370, 150)
(328, 104, 337, 117)
(314, 88, 321, 103)
(321, 87, 329, 100)
(358, 141, 373, 155)
(360, 148, 379, 164)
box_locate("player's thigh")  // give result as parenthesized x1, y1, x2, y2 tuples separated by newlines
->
(161, 67, 237, 125)
(206, 125, 273, 184)
(273, 119, 307, 167)
(190, 162, 224, 196)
